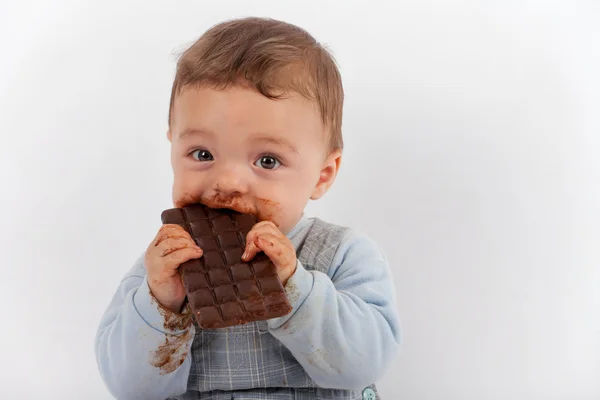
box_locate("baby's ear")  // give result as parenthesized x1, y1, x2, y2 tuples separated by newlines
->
(167, 130, 173, 142)
(310, 149, 342, 200)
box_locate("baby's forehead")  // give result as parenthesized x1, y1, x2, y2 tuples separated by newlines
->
(173, 86, 324, 129)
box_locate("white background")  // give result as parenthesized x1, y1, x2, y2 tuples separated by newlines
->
(1, 1, 598, 399)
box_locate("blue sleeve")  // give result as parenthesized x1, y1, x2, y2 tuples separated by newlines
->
(267, 229, 402, 390)
(94, 255, 194, 400)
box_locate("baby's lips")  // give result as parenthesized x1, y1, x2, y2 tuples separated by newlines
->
(201, 198, 257, 216)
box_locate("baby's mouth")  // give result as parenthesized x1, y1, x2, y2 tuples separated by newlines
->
(175, 193, 278, 223)
(200, 196, 258, 217)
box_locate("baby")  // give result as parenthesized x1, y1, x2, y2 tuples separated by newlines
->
(95, 17, 401, 400)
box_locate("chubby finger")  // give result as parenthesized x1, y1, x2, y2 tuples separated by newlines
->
(242, 221, 282, 261)
(152, 224, 193, 247)
(242, 236, 261, 262)
(153, 237, 200, 257)
(254, 232, 289, 265)
(255, 233, 297, 284)
(242, 232, 281, 263)
(162, 246, 204, 271)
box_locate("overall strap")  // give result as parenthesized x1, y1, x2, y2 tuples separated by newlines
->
(296, 218, 349, 273)
(295, 218, 382, 400)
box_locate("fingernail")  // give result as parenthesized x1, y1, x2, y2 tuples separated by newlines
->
(242, 251, 249, 260)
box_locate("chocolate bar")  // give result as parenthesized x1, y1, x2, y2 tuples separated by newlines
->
(160, 204, 292, 328)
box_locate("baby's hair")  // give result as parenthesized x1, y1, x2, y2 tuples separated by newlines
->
(168, 17, 344, 151)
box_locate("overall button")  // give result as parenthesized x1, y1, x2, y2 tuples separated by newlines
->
(362, 387, 376, 400)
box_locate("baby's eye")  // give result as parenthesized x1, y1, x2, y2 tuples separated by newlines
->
(254, 155, 281, 170)
(191, 149, 214, 162)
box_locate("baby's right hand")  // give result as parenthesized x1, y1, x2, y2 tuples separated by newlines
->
(144, 224, 203, 313)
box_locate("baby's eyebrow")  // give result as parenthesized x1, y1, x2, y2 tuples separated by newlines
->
(251, 134, 299, 155)
(178, 128, 214, 140)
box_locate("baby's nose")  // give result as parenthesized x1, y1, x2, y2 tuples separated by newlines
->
(213, 164, 250, 195)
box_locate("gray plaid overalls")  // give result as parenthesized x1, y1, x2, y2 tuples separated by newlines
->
(171, 218, 380, 400)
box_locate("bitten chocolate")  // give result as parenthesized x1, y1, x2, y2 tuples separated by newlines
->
(161, 204, 292, 328)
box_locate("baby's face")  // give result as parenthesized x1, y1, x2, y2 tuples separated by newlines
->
(168, 86, 340, 234)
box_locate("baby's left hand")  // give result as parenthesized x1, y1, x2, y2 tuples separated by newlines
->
(242, 221, 297, 286)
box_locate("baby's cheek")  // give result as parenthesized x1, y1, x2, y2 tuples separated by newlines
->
(172, 173, 204, 208)
(173, 191, 202, 209)
(255, 198, 280, 223)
